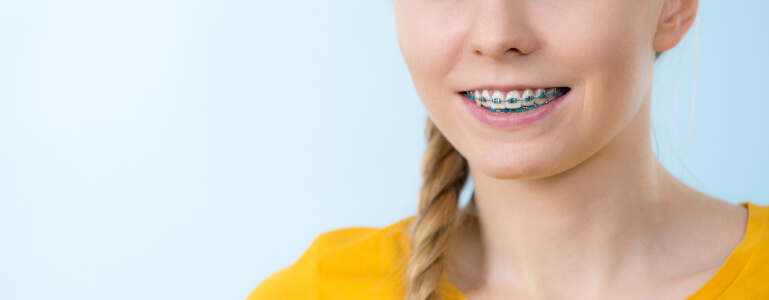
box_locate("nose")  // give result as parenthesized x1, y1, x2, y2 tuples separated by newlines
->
(468, 0, 539, 60)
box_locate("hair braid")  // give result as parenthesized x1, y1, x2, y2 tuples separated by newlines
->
(406, 118, 470, 300)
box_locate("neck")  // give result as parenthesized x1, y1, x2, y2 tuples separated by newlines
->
(458, 96, 686, 295)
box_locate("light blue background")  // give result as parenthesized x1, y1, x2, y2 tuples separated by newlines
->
(0, 0, 767, 299)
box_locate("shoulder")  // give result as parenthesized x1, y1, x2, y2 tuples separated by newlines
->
(246, 216, 416, 300)
(719, 202, 769, 298)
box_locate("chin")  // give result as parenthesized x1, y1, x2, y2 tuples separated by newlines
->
(468, 148, 564, 180)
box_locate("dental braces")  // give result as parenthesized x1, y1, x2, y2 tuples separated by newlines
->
(466, 87, 569, 104)
(487, 105, 541, 113)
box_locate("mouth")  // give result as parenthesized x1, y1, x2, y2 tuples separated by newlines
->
(460, 87, 571, 113)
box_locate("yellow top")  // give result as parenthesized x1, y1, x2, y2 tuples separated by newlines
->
(248, 202, 769, 299)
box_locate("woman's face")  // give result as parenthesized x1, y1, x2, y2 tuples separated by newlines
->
(394, 0, 667, 179)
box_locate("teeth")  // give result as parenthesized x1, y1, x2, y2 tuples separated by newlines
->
(546, 88, 557, 101)
(534, 88, 547, 105)
(481, 90, 491, 108)
(521, 89, 535, 106)
(491, 91, 505, 109)
(466, 88, 568, 112)
(505, 90, 522, 109)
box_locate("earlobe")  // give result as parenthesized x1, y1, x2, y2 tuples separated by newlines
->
(652, 0, 699, 52)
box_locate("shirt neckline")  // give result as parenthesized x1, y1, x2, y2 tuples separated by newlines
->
(442, 201, 764, 300)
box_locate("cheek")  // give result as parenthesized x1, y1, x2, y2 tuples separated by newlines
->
(395, 2, 466, 106)
(550, 1, 655, 130)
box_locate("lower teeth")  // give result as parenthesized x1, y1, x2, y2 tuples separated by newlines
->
(478, 102, 549, 113)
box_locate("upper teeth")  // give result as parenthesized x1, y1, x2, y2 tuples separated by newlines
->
(468, 88, 565, 109)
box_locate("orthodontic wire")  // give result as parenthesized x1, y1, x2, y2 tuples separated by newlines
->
(465, 88, 570, 112)
(466, 88, 568, 103)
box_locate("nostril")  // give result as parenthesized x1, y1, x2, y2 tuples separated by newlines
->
(473, 47, 526, 57)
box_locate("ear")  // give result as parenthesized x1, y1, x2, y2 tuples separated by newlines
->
(653, 0, 699, 52)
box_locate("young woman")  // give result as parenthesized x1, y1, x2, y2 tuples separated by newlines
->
(249, 0, 769, 299)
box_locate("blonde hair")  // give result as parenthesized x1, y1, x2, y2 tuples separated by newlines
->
(405, 118, 475, 300)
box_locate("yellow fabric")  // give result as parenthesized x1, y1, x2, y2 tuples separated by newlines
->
(248, 202, 769, 299)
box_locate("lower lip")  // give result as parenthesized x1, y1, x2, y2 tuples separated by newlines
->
(459, 90, 569, 129)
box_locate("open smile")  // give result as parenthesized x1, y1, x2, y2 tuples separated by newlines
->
(462, 87, 571, 113)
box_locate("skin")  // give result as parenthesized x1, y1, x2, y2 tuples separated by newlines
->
(393, 0, 749, 299)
